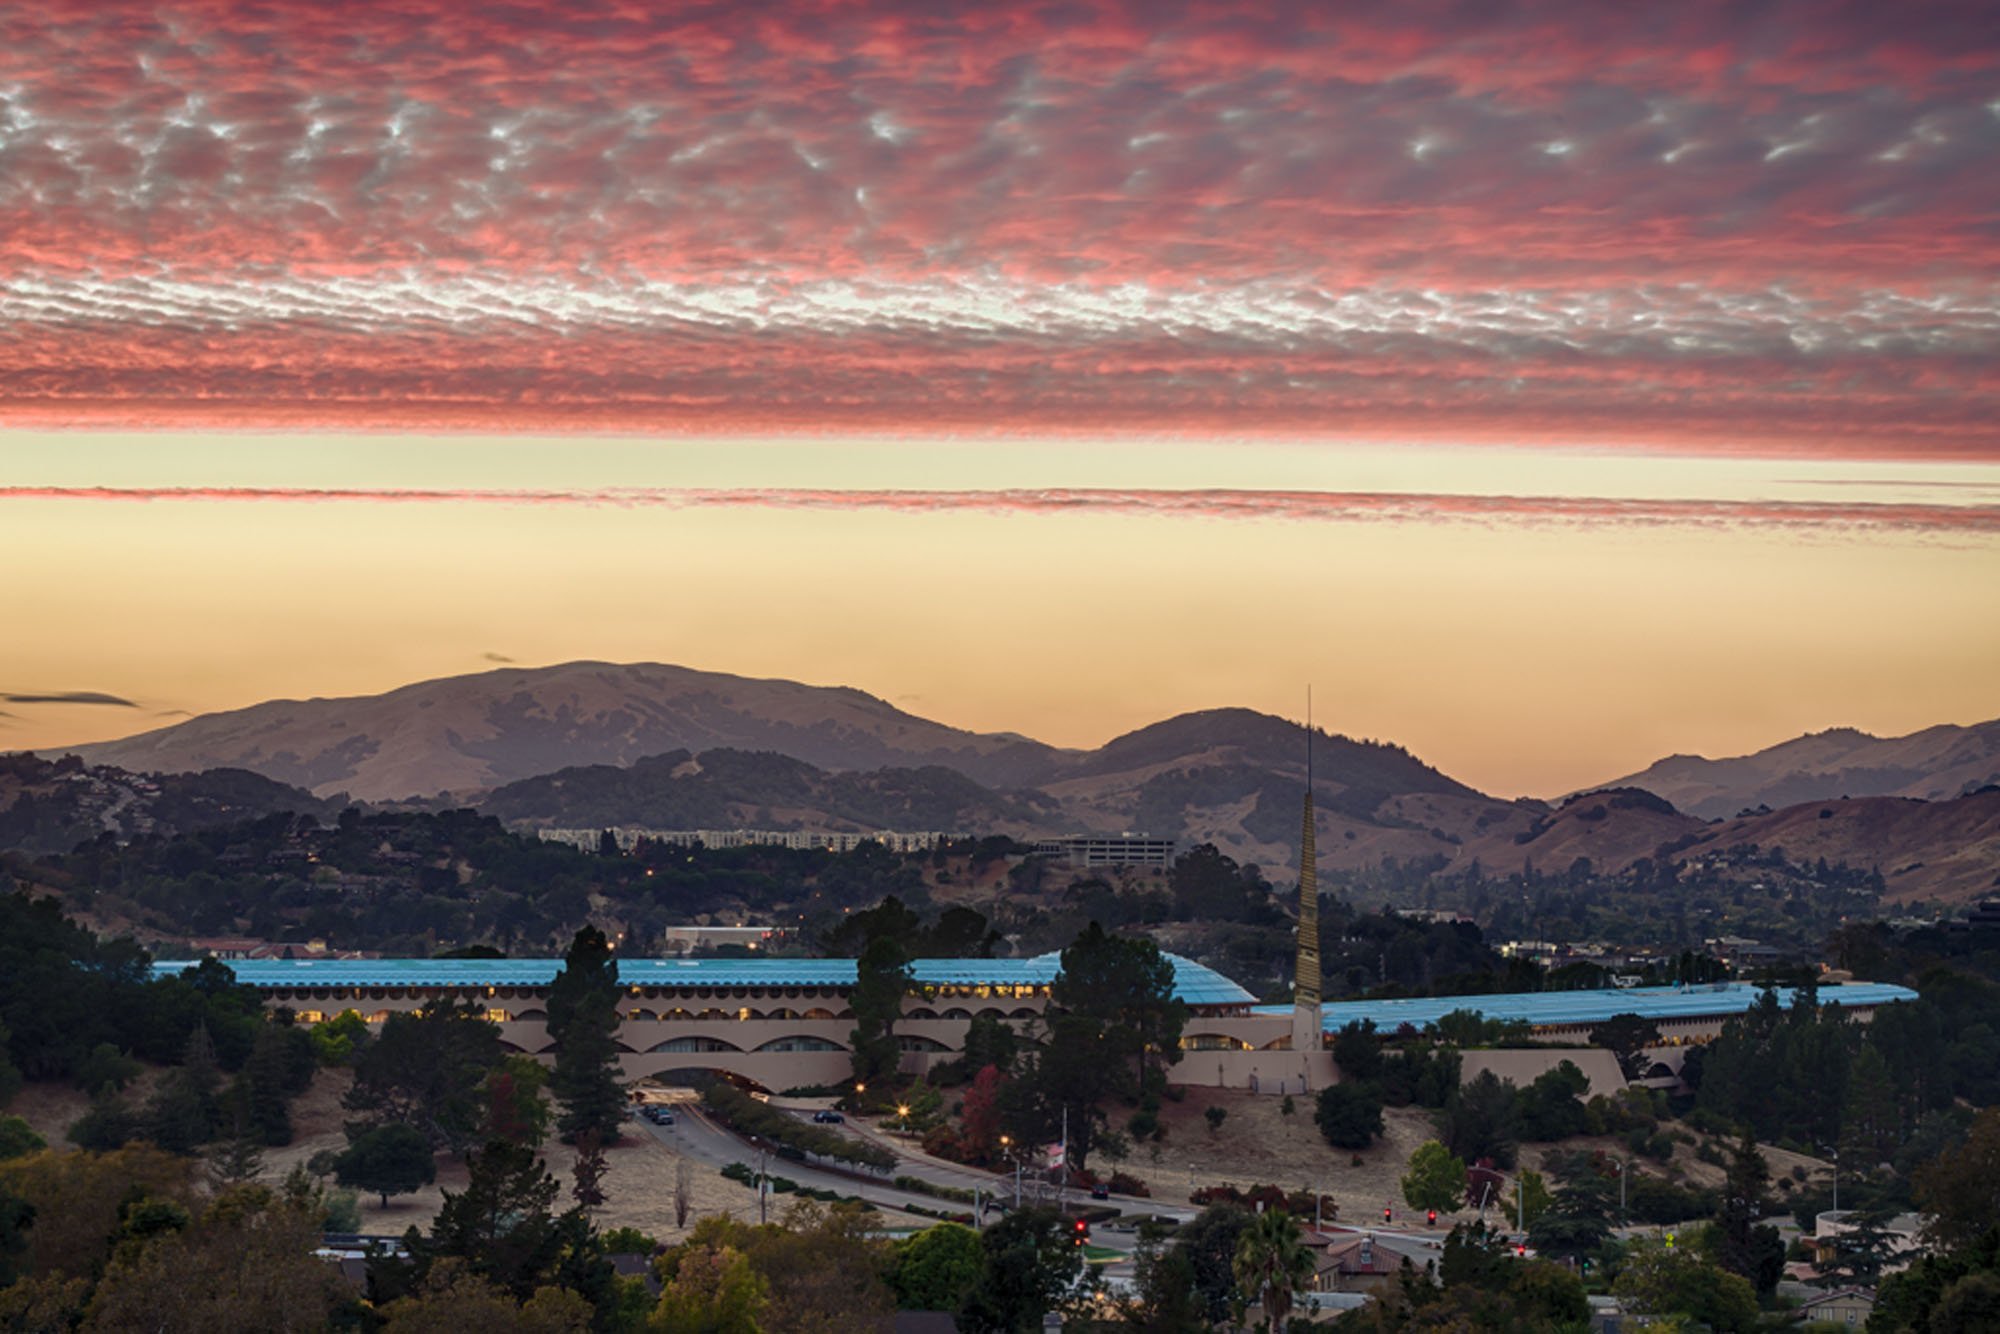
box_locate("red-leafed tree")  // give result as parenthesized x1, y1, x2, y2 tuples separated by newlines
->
(960, 1064, 1008, 1166)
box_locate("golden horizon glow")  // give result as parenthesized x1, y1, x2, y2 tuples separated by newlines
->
(5, 432, 1997, 799)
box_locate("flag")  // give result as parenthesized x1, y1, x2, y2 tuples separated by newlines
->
(1047, 1143, 1065, 1169)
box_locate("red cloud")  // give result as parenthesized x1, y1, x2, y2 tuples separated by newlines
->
(0, 1, 1994, 451)
(5, 484, 1996, 536)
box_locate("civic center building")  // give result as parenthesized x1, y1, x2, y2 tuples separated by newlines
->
(152, 782, 1917, 1092)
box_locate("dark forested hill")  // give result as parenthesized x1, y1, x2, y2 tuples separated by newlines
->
(479, 747, 1066, 834)
(0, 752, 337, 856)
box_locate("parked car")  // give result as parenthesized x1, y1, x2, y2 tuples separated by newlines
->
(811, 1110, 845, 1123)
(1090, 1184, 1111, 1200)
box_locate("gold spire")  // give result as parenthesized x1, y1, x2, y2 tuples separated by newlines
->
(1295, 783, 1321, 1008)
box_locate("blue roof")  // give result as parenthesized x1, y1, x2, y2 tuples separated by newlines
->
(149, 951, 1257, 1007)
(1247, 981, 1919, 1033)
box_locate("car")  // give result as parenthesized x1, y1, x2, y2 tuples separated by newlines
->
(811, 1110, 845, 1123)
(1089, 1184, 1111, 1200)
(656, 1110, 676, 1126)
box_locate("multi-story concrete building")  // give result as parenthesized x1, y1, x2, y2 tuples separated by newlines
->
(1031, 834, 1179, 868)
(151, 954, 1915, 1095)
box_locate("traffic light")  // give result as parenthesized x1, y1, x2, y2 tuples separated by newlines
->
(1383, 1206, 1392, 1223)
(1515, 1244, 1527, 1257)
(1072, 1218, 1089, 1248)
(1665, 1232, 1676, 1249)
(1426, 1210, 1437, 1225)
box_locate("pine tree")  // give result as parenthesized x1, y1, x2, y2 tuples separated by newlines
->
(547, 926, 626, 1145)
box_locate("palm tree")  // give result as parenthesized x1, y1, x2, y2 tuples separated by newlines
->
(1233, 1208, 1315, 1332)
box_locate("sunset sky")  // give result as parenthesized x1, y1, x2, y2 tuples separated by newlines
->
(3, 0, 1997, 797)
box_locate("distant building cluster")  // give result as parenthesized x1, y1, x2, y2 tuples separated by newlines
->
(181, 936, 379, 961)
(1031, 833, 1178, 868)
(535, 827, 960, 854)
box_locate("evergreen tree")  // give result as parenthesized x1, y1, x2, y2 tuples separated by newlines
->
(336, 1122, 437, 1207)
(849, 935, 911, 1092)
(546, 926, 625, 1145)
(145, 1023, 222, 1153)
(410, 1140, 591, 1304)
(1716, 1131, 1783, 1296)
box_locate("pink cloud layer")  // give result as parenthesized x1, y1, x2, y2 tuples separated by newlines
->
(0, 1, 1994, 452)
(4, 484, 1995, 536)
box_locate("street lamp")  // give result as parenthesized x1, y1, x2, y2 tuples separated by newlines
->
(897, 1103, 911, 1132)
(1000, 1135, 1023, 1208)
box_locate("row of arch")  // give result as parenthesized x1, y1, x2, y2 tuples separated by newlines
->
(478, 1005, 1044, 1023)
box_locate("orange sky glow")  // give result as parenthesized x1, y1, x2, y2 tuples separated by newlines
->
(3, 2, 1997, 797)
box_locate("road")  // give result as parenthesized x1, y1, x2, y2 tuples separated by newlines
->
(632, 1105, 1175, 1259)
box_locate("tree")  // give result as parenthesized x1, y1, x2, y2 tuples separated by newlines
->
(1006, 924, 1188, 1173)
(1715, 1131, 1782, 1296)
(850, 935, 912, 1091)
(336, 1123, 437, 1207)
(1612, 1238, 1759, 1333)
(1916, 1105, 2000, 1252)
(0, 1183, 30, 1289)
(1514, 1060, 1590, 1141)
(958, 1015, 1019, 1077)
(1232, 1209, 1313, 1333)
(1498, 1168, 1553, 1229)
(1204, 1106, 1227, 1135)
(1930, 1272, 2000, 1334)
(673, 1158, 695, 1229)
(379, 1258, 594, 1333)
(145, 1023, 223, 1153)
(1126, 1231, 1208, 1333)
(417, 1140, 577, 1303)
(1820, 1205, 1899, 1287)
(732, 1199, 894, 1333)
(78, 1184, 351, 1333)
(0, 1116, 45, 1162)
(1331, 1021, 1382, 1082)
(959, 1064, 1008, 1164)
(889, 1223, 985, 1313)
(483, 1056, 552, 1148)
(651, 1243, 767, 1334)
(308, 1009, 369, 1067)
(206, 1121, 266, 1191)
(0, 1143, 192, 1284)
(1049, 923, 1187, 1096)
(73, 1043, 142, 1098)
(570, 1132, 607, 1213)
(1439, 1070, 1517, 1168)
(1401, 1141, 1467, 1215)
(345, 1001, 505, 1153)
(960, 1207, 1088, 1334)
(1173, 1204, 1253, 1325)
(547, 927, 625, 1146)
(1315, 1082, 1385, 1150)
(1590, 1013, 1664, 1082)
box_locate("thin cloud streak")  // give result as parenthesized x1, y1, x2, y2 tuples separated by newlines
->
(2, 690, 140, 707)
(5, 484, 1996, 535)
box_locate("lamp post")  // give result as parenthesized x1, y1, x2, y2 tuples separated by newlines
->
(1000, 1135, 1022, 1208)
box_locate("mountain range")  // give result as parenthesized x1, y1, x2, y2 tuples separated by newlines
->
(1592, 721, 2000, 819)
(31, 661, 2000, 903)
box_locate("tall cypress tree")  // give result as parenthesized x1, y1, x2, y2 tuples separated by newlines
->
(547, 926, 626, 1145)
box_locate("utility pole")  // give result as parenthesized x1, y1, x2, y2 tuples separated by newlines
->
(758, 1145, 769, 1225)
(1057, 1105, 1069, 1214)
